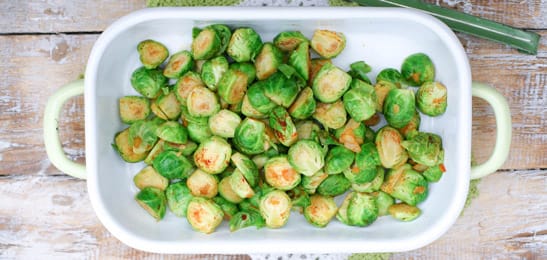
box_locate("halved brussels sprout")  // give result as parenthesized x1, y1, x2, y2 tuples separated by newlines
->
(325, 146, 355, 175)
(334, 119, 365, 153)
(422, 164, 445, 183)
(335, 192, 354, 225)
(273, 31, 308, 52)
(263, 72, 300, 108)
(304, 195, 338, 228)
(317, 174, 351, 196)
(113, 128, 148, 163)
(310, 30, 346, 59)
(227, 27, 263, 62)
(376, 68, 403, 88)
(374, 80, 397, 113)
(388, 203, 421, 221)
(119, 96, 150, 124)
(246, 81, 277, 114)
(259, 190, 292, 228)
(255, 43, 283, 80)
(302, 170, 328, 194)
(155, 91, 181, 120)
(231, 152, 259, 187)
(309, 58, 331, 85)
(343, 159, 377, 185)
(384, 88, 416, 128)
(134, 166, 168, 191)
(356, 142, 381, 168)
(201, 56, 229, 91)
(264, 156, 301, 190)
(137, 39, 168, 69)
(312, 63, 352, 103)
(343, 79, 377, 122)
(218, 68, 248, 105)
(180, 105, 208, 126)
(153, 150, 193, 180)
(375, 126, 408, 169)
(381, 164, 428, 206)
(187, 86, 220, 117)
(234, 118, 267, 155)
(208, 109, 241, 138)
(192, 27, 221, 60)
(347, 192, 378, 227)
(229, 168, 255, 199)
(206, 24, 232, 56)
(135, 187, 166, 221)
(186, 197, 224, 234)
(131, 67, 167, 99)
(289, 42, 311, 81)
(416, 81, 448, 116)
(156, 121, 187, 144)
(218, 175, 244, 204)
(193, 136, 232, 174)
(352, 166, 384, 193)
(174, 71, 205, 105)
(373, 191, 395, 216)
(163, 50, 193, 79)
(397, 111, 421, 140)
(150, 102, 167, 120)
(348, 61, 372, 84)
(230, 62, 257, 84)
(288, 87, 316, 120)
(165, 182, 193, 217)
(241, 94, 267, 119)
(269, 106, 298, 147)
(401, 132, 444, 167)
(288, 139, 324, 176)
(230, 211, 266, 232)
(401, 53, 435, 86)
(313, 100, 347, 130)
(213, 196, 239, 219)
(187, 169, 219, 198)
(187, 121, 212, 143)
(128, 120, 158, 154)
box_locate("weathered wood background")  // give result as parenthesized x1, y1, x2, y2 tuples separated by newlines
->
(0, 0, 545, 259)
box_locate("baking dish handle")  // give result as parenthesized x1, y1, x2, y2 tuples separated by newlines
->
(470, 82, 512, 180)
(43, 79, 87, 179)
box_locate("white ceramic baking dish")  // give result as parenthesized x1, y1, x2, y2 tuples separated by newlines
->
(44, 7, 512, 254)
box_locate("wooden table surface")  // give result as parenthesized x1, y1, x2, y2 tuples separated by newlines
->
(0, 0, 545, 259)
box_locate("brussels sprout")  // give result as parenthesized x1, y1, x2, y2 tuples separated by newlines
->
(217, 68, 249, 105)
(128, 120, 158, 154)
(273, 31, 308, 52)
(137, 39, 168, 69)
(374, 80, 397, 113)
(255, 43, 283, 80)
(153, 150, 193, 180)
(388, 203, 421, 221)
(201, 56, 229, 91)
(218, 175, 244, 204)
(268, 106, 298, 147)
(347, 192, 378, 227)
(309, 58, 331, 85)
(373, 191, 395, 216)
(155, 91, 181, 120)
(134, 165, 168, 191)
(234, 118, 267, 155)
(231, 152, 259, 187)
(156, 121, 187, 144)
(295, 121, 321, 142)
(401, 53, 435, 86)
(113, 128, 148, 163)
(163, 50, 193, 79)
(317, 174, 351, 196)
(186, 197, 224, 234)
(213, 196, 239, 219)
(401, 132, 444, 167)
(186, 169, 219, 198)
(193, 136, 231, 174)
(227, 27, 263, 63)
(310, 30, 346, 59)
(135, 187, 166, 221)
(192, 27, 221, 60)
(289, 42, 311, 81)
(343, 165, 376, 185)
(384, 88, 416, 128)
(264, 156, 301, 190)
(187, 86, 220, 117)
(304, 195, 338, 228)
(335, 192, 354, 225)
(375, 126, 408, 169)
(259, 190, 292, 229)
(287, 186, 311, 211)
(174, 71, 205, 105)
(301, 170, 328, 195)
(313, 100, 347, 130)
(376, 68, 403, 88)
(348, 61, 372, 84)
(263, 72, 300, 108)
(131, 67, 167, 99)
(381, 164, 428, 206)
(246, 81, 277, 114)
(230, 62, 257, 84)
(119, 96, 150, 124)
(352, 167, 384, 193)
(208, 109, 241, 138)
(325, 146, 355, 175)
(397, 111, 421, 140)
(343, 79, 377, 122)
(187, 121, 212, 143)
(288, 140, 324, 176)
(206, 24, 232, 56)
(312, 63, 352, 103)
(416, 81, 448, 116)
(334, 119, 365, 153)
(230, 210, 266, 232)
(230, 169, 255, 199)
(144, 139, 165, 165)
(288, 87, 316, 120)
(356, 142, 381, 168)
(180, 105, 208, 126)
(241, 94, 268, 119)
(165, 182, 193, 217)
(422, 164, 446, 183)
(150, 102, 167, 120)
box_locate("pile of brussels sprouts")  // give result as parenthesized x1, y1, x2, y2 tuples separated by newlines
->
(113, 24, 448, 234)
